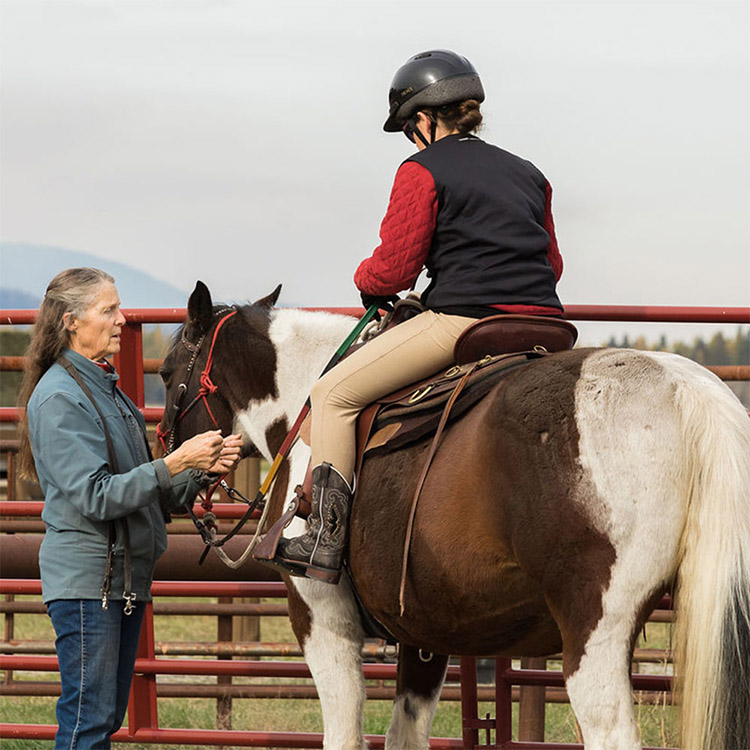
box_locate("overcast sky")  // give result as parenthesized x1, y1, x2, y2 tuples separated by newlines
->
(1, 0, 748, 344)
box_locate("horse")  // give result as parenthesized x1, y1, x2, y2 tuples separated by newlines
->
(157, 280, 750, 750)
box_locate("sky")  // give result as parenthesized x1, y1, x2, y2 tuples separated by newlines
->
(1, 0, 748, 345)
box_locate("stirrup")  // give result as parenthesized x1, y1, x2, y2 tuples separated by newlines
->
(273, 554, 343, 584)
(252, 495, 302, 563)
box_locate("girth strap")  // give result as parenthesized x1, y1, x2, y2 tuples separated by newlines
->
(398, 360, 480, 615)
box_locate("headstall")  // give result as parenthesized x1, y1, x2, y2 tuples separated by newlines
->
(157, 306, 237, 455)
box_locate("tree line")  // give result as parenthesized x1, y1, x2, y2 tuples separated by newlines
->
(604, 329, 749, 367)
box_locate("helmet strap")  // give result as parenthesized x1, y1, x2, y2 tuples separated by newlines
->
(429, 109, 439, 144)
(407, 115, 432, 149)
(408, 111, 439, 149)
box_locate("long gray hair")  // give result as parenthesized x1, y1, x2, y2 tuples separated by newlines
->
(17, 267, 115, 479)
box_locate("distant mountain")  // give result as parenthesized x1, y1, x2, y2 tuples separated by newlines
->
(0, 288, 41, 308)
(0, 242, 189, 309)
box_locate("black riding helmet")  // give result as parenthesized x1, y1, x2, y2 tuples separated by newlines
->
(383, 49, 485, 133)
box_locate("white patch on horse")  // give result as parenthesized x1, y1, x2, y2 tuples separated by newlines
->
(568, 349, 687, 749)
(291, 568, 367, 748)
(282, 442, 313, 538)
(386, 689, 445, 749)
(235, 309, 354, 462)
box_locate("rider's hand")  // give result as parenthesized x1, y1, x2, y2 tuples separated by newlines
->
(207, 433, 243, 475)
(163, 430, 224, 476)
(360, 293, 399, 318)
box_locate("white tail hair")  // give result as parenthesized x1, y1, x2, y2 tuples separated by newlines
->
(663, 354, 750, 749)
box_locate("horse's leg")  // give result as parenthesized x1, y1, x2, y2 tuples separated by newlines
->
(288, 571, 367, 750)
(546, 505, 677, 748)
(385, 646, 449, 750)
(556, 591, 662, 750)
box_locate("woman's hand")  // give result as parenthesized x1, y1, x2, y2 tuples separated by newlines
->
(361, 292, 399, 313)
(163, 430, 224, 476)
(207, 433, 243, 475)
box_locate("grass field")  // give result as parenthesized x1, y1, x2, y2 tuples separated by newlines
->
(0, 597, 679, 749)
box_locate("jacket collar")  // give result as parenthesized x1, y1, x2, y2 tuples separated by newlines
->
(62, 348, 120, 391)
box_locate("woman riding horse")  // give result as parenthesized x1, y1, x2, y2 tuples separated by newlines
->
(263, 49, 565, 584)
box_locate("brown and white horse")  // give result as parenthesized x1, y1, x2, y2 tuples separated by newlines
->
(159, 281, 750, 750)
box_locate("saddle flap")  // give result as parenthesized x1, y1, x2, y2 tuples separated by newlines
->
(454, 314, 578, 365)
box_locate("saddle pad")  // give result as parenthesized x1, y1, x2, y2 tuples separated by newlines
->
(360, 351, 544, 457)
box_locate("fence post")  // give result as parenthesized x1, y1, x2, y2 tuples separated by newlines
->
(232, 457, 262, 643)
(127, 601, 158, 735)
(495, 657, 513, 747)
(518, 657, 547, 741)
(460, 657, 479, 749)
(114, 322, 145, 407)
(217, 598, 233, 732)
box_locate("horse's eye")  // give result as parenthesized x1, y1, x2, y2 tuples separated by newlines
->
(159, 367, 171, 385)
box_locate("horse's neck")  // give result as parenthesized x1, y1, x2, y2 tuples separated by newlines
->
(234, 308, 354, 462)
(271, 308, 355, 403)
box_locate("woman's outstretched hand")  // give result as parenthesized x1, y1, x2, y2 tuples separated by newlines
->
(207, 433, 243, 474)
(163, 429, 224, 476)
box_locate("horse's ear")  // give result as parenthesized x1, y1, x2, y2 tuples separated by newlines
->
(254, 284, 282, 309)
(187, 280, 214, 335)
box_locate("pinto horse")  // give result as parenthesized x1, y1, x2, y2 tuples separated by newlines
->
(158, 281, 750, 750)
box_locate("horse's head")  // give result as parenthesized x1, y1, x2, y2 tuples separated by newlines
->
(156, 280, 282, 458)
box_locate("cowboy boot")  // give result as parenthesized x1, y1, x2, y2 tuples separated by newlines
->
(273, 462, 353, 584)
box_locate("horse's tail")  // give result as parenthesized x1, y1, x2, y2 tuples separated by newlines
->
(666, 354, 750, 749)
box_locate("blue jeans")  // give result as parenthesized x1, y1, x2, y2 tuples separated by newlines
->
(47, 599, 146, 750)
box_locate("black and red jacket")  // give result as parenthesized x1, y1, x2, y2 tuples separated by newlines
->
(355, 134, 563, 316)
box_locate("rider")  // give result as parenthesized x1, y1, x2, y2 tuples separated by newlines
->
(267, 49, 564, 583)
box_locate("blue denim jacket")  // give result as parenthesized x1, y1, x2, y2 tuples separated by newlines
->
(28, 349, 206, 603)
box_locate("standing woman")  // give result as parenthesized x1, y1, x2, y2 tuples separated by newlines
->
(16, 267, 242, 749)
(263, 49, 564, 583)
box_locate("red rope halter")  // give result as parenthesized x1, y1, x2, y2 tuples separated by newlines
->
(157, 309, 239, 521)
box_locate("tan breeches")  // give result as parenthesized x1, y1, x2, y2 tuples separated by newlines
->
(310, 310, 476, 482)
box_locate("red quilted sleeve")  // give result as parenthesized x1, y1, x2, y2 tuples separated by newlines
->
(544, 180, 563, 281)
(354, 161, 437, 295)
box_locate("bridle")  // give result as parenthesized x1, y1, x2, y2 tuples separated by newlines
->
(156, 306, 238, 456)
(156, 307, 269, 566)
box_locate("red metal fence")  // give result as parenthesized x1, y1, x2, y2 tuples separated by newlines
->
(1, 303, 748, 748)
